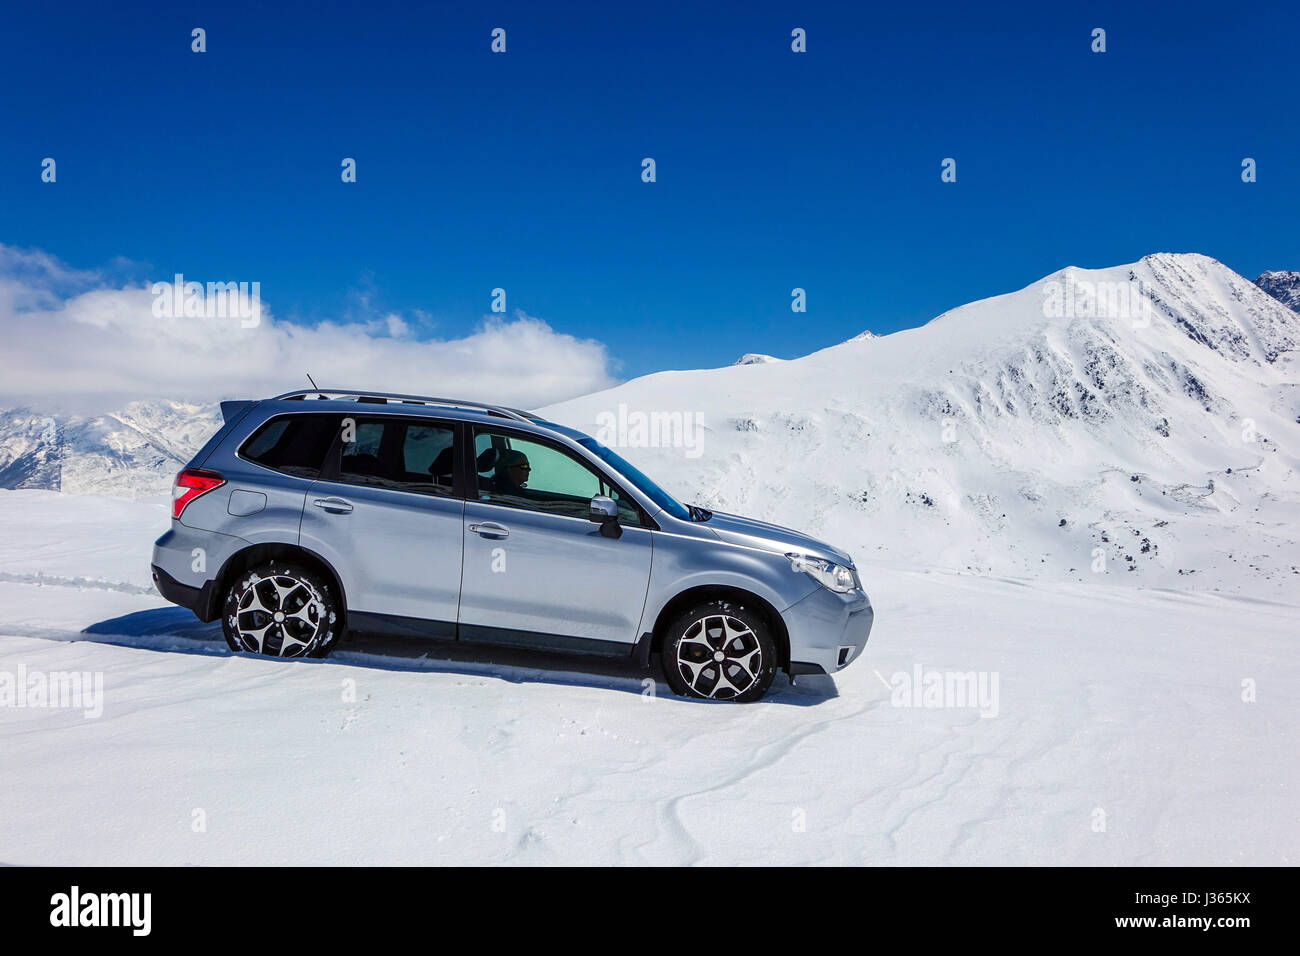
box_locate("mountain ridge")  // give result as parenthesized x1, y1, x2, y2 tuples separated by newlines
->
(0, 401, 221, 497)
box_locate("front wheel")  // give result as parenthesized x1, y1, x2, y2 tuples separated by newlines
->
(221, 560, 341, 658)
(662, 600, 777, 702)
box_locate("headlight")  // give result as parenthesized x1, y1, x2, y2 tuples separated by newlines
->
(786, 553, 860, 593)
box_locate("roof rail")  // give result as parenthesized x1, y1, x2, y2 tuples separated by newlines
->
(270, 388, 536, 423)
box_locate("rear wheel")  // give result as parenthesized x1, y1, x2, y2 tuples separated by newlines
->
(221, 560, 340, 658)
(662, 600, 777, 702)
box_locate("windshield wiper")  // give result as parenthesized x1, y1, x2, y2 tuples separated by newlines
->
(687, 504, 713, 522)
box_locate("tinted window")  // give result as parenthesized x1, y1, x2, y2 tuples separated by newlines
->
(473, 428, 639, 523)
(338, 419, 457, 496)
(241, 415, 337, 479)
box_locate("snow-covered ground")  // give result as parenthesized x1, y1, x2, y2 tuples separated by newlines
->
(0, 490, 1295, 865)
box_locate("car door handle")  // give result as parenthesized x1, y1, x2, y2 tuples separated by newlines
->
(468, 522, 509, 538)
(313, 497, 354, 514)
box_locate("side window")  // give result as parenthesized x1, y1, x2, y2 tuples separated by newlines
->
(405, 424, 455, 481)
(240, 415, 337, 479)
(338, 419, 458, 496)
(349, 422, 384, 458)
(473, 428, 639, 523)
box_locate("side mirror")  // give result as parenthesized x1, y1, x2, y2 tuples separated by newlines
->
(589, 495, 622, 538)
(589, 495, 618, 521)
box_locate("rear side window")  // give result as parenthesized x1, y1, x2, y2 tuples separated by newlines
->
(337, 418, 458, 497)
(240, 415, 337, 479)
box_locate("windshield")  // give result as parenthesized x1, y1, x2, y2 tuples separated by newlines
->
(578, 438, 692, 521)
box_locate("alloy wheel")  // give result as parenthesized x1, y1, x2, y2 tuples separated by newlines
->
(675, 614, 763, 699)
(231, 572, 327, 657)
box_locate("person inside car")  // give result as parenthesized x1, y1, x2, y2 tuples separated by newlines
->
(490, 449, 531, 496)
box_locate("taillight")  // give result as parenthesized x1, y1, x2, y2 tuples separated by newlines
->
(172, 468, 225, 520)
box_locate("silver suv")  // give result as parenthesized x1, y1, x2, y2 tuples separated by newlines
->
(152, 388, 873, 702)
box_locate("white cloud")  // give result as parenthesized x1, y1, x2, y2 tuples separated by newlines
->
(0, 245, 619, 413)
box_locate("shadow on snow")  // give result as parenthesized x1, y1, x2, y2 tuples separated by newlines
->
(80, 607, 837, 706)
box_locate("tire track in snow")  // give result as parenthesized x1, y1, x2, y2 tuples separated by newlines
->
(0, 571, 156, 595)
(0, 622, 225, 654)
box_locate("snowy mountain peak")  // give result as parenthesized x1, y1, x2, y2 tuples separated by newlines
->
(734, 353, 783, 366)
(903, 252, 1300, 367)
(1255, 270, 1300, 314)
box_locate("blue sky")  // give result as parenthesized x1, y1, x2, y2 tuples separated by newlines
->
(3, 0, 1298, 381)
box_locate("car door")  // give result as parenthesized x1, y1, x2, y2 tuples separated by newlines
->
(458, 426, 654, 651)
(299, 415, 465, 635)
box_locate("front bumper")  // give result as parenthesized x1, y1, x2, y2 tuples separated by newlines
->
(783, 585, 874, 676)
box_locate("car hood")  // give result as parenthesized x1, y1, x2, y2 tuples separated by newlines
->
(703, 511, 855, 566)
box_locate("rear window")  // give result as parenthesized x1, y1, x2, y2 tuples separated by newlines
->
(240, 415, 338, 479)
